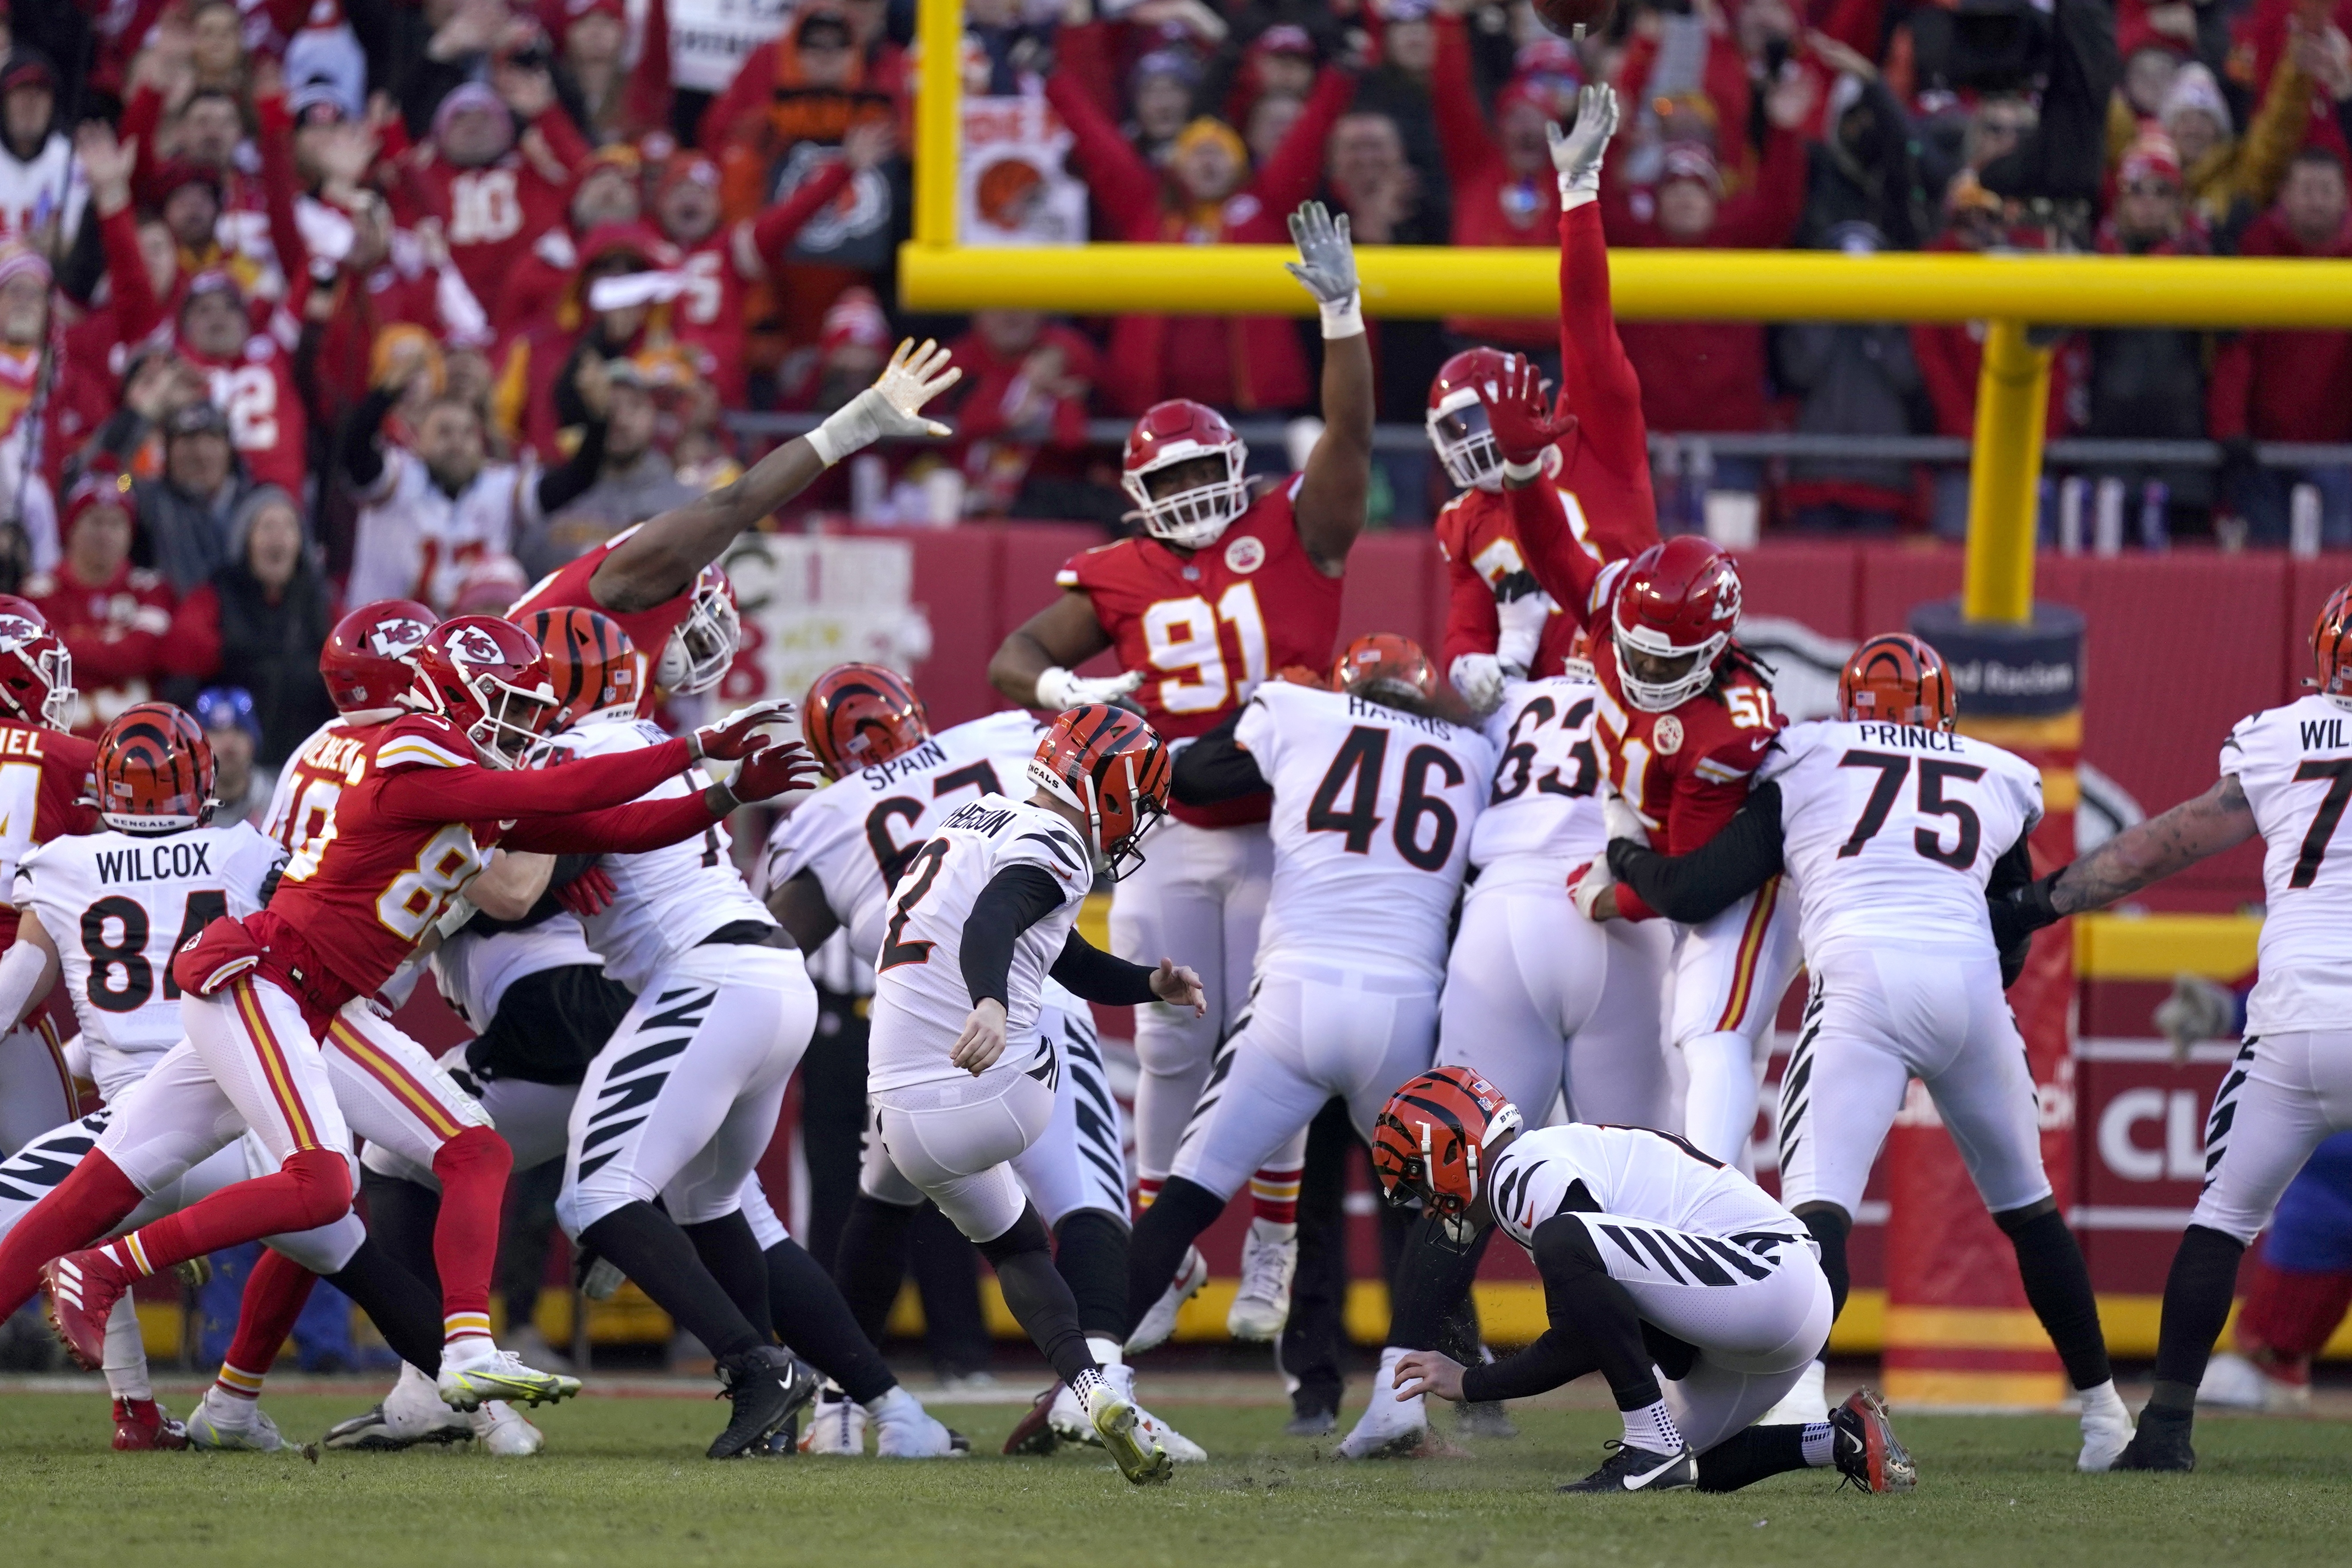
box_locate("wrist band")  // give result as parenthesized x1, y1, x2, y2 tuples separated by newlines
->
(1319, 293, 1365, 340)
(1559, 176, 1599, 211)
(1501, 456, 1546, 484)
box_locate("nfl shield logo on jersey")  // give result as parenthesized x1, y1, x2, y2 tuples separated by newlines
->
(1653, 714, 1684, 756)
(1224, 535, 1266, 575)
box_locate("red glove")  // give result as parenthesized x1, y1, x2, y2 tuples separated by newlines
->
(726, 741, 824, 804)
(1481, 354, 1578, 469)
(692, 698, 796, 762)
(555, 864, 617, 918)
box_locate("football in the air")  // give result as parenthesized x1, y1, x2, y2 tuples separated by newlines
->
(1531, 0, 1613, 39)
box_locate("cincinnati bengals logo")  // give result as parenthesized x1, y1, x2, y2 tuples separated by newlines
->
(367, 619, 430, 659)
(1653, 714, 1684, 756)
(446, 626, 508, 666)
(1223, 535, 1265, 575)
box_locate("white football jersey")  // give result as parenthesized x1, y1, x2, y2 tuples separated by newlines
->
(1469, 676, 1608, 872)
(431, 914, 603, 1034)
(1759, 719, 2042, 961)
(866, 794, 1093, 1093)
(544, 718, 774, 992)
(1485, 1123, 1799, 1253)
(2222, 696, 2352, 1034)
(1236, 683, 1493, 984)
(15, 822, 284, 1100)
(764, 709, 1046, 965)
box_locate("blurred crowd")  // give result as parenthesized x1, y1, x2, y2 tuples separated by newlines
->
(0, 0, 2339, 746)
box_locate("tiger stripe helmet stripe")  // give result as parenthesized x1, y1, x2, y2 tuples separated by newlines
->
(93, 701, 215, 832)
(1371, 1067, 1522, 1218)
(520, 606, 644, 728)
(1838, 632, 1957, 730)
(2313, 582, 2352, 699)
(802, 662, 930, 779)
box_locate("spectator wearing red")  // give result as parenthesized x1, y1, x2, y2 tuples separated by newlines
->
(942, 310, 1107, 521)
(170, 270, 306, 498)
(494, 140, 647, 335)
(701, 0, 905, 153)
(298, 197, 493, 452)
(26, 469, 174, 736)
(1426, 12, 1568, 355)
(1045, 59, 1351, 414)
(0, 240, 57, 567)
(1602, 128, 1806, 445)
(125, 87, 283, 298)
(548, 0, 673, 144)
(390, 76, 591, 325)
(2210, 148, 2352, 545)
(163, 484, 336, 761)
(492, 222, 675, 461)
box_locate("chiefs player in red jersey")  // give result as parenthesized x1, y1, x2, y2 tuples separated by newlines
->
(0, 598, 96, 1155)
(1430, 86, 1657, 710)
(0, 618, 820, 1410)
(511, 338, 963, 709)
(988, 202, 1372, 1346)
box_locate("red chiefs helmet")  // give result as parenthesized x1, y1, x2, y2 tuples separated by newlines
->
(1028, 704, 1172, 880)
(93, 702, 214, 832)
(1611, 537, 1743, 713)
(1371, 1066, 1524, 1219)
(1425, 348, 1521, 492)
(521, 606, 646, 727)
(1840, 633, 1957, 730)
(0, 594, 73, 731)
(802, 662, 930, 780)
(404, 616, 561, 769)
(1332, 633, 1437, 704)
(1121, 400, 1250, 549)
(321, 599, 437, 714)
(2313, 581, 2352, 703)
(656, 564, 741, 699)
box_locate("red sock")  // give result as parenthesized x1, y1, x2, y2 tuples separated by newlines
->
(429, 1126, 511, 1345)
(1249, 1166, 1302, 1228)
(0, 1151, 143, 1314)
(215, 1248, 318, 1400)
(1135, 1176, 1162, 1220)
(2237, 1255, 2352, 1364)
(129, 1150, 351, 1277)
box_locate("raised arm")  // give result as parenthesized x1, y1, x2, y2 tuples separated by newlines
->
(1251, 66, 1358, 215)
(1427, 11, 1500, 192)
(589, 340, 959, 611)
(1042, 69, 1166, 238)
(1284, 202, 1373, 575)
(1484, 361, 1606, 613)
(1548, 88, 1649, 488)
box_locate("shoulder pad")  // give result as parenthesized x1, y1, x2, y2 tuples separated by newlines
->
(374, 714, 475, 773)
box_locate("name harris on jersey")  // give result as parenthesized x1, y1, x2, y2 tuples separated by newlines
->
(1847, 722, 1966, 754)
(1345, 694, 1460, 736)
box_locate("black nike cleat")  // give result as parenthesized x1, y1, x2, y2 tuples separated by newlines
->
(708, 1347, 819, 1460)
(1830, 1388, 1916, 1492)
(2114, 1408, 2197, 1473)
(1558, 1440, 1697, 1493)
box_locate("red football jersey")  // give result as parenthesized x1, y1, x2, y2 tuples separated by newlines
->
(262, 716, 386, 861)
(671, 232, 756, 407)
(1057, 480, 1343, 827)
(1435, 485, 1608, 680)
(392, 150, 575, 329)
(0, 719, 101, 944)
(508, 528, 686, 720)
(180, 332, 307, 498)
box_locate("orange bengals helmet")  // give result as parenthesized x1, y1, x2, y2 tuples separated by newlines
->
(2313, 581, 2352, 702)
(93, 702, 214, 833)
(801, 662, 930, 780)
(1333, 633, 1437, 704)
(1027, 704, 1171, 880)
(1371, 1065, 1523, 1219)
(520, 606, 646, 728)
(1839, 633, 1957, 730)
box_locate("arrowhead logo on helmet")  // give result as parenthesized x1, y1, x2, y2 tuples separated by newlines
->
(0, 594, 76, 731)
(405, 616, 561, 769)
(1611, 537, 1744, 713)
(322, 600, 438, 715)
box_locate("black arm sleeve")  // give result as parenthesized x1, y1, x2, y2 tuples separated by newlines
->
(959, 864, 1068, 1009)
(1459, 1328, 1595, 1404)
(1986, 830, 2048, 988)
(1605, 782, 1786, 924)
(533, 417, 607, 515)
(1047, 929, 1158, 1006)
(339, 385, 399, 490)
(1170, 709, 1266, 806)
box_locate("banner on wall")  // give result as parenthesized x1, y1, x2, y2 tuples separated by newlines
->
(960, 96, 1089, 245)
(717, 533, 933, 709)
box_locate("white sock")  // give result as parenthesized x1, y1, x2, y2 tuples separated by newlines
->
(2081, 1378, 2126, 1416)
(1801, 1421, 1836, 1467)
(1086, 1335, 1124, 1368)
(1620, 1398, 1684, 1454)
(866, 1385, 915, 1419)
(102, 1296, 151, 1401)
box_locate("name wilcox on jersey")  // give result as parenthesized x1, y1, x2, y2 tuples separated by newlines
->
(92, 841, 221, 885)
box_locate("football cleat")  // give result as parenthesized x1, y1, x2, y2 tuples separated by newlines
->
(41, 1248, 134, 1371)
(2197, 1352, 2310, 1414)
(1084, 1378, 1173, 1485)
(185, 1389, 281, 1452)
(1005, 1383, 1065, 1456)
(1335, 1347, 1431, 1459)
(708, 1347, 818, 1460)
(1830, 1388, 1914, 1492)
(1126, 1247, 1208, 1355)
(112, 1396, 189, 1451)
(468, 1400, 543, 1456)
(2077, 1380, 2134, 1473)
(873, 1385, 967, 1458)
(436, 1339, 582, 1412)
(1557, 1440, 1697, 1493)
(325, 1363, 471, 1450)
(1758, 1358, 1830, 1426)
(1107, 1363, 1205, 1462)
(801, 1383, 868, 1456)
(1226, 1222, 1297, 1342)
(2112, 1407, 2196, 1473)
(1285, 1406, 1338, 1438)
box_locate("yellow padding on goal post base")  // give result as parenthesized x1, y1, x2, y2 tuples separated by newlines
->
(2075, 912, 2261, 980)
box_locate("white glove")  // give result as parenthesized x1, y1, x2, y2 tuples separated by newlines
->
(1601, 786, 1650, 847)
(1284, 200, 1363, 338)
(1449, 652, 1505, 713)
(806, 338, 963, 466)
(1548, 84, 1619, 205)
(1568, 858, 1614, 922)
(1493, 589, 1556, 677)
(1035, 665, 1145, 711)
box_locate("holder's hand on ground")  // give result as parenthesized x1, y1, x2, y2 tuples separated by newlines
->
(1392, 1350, 1466, 1402)
(953, 999, 1009, 1074)
(1150, 960, 1206, 1016)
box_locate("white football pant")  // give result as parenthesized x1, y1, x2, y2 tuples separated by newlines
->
(1668, 880, 1802, 1168)
(874, 1063, 1057, 1244)
(2189, 1030, 2352, 1244)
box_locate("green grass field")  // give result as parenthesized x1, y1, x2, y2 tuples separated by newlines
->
(3, 1384, 2348, 1568)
